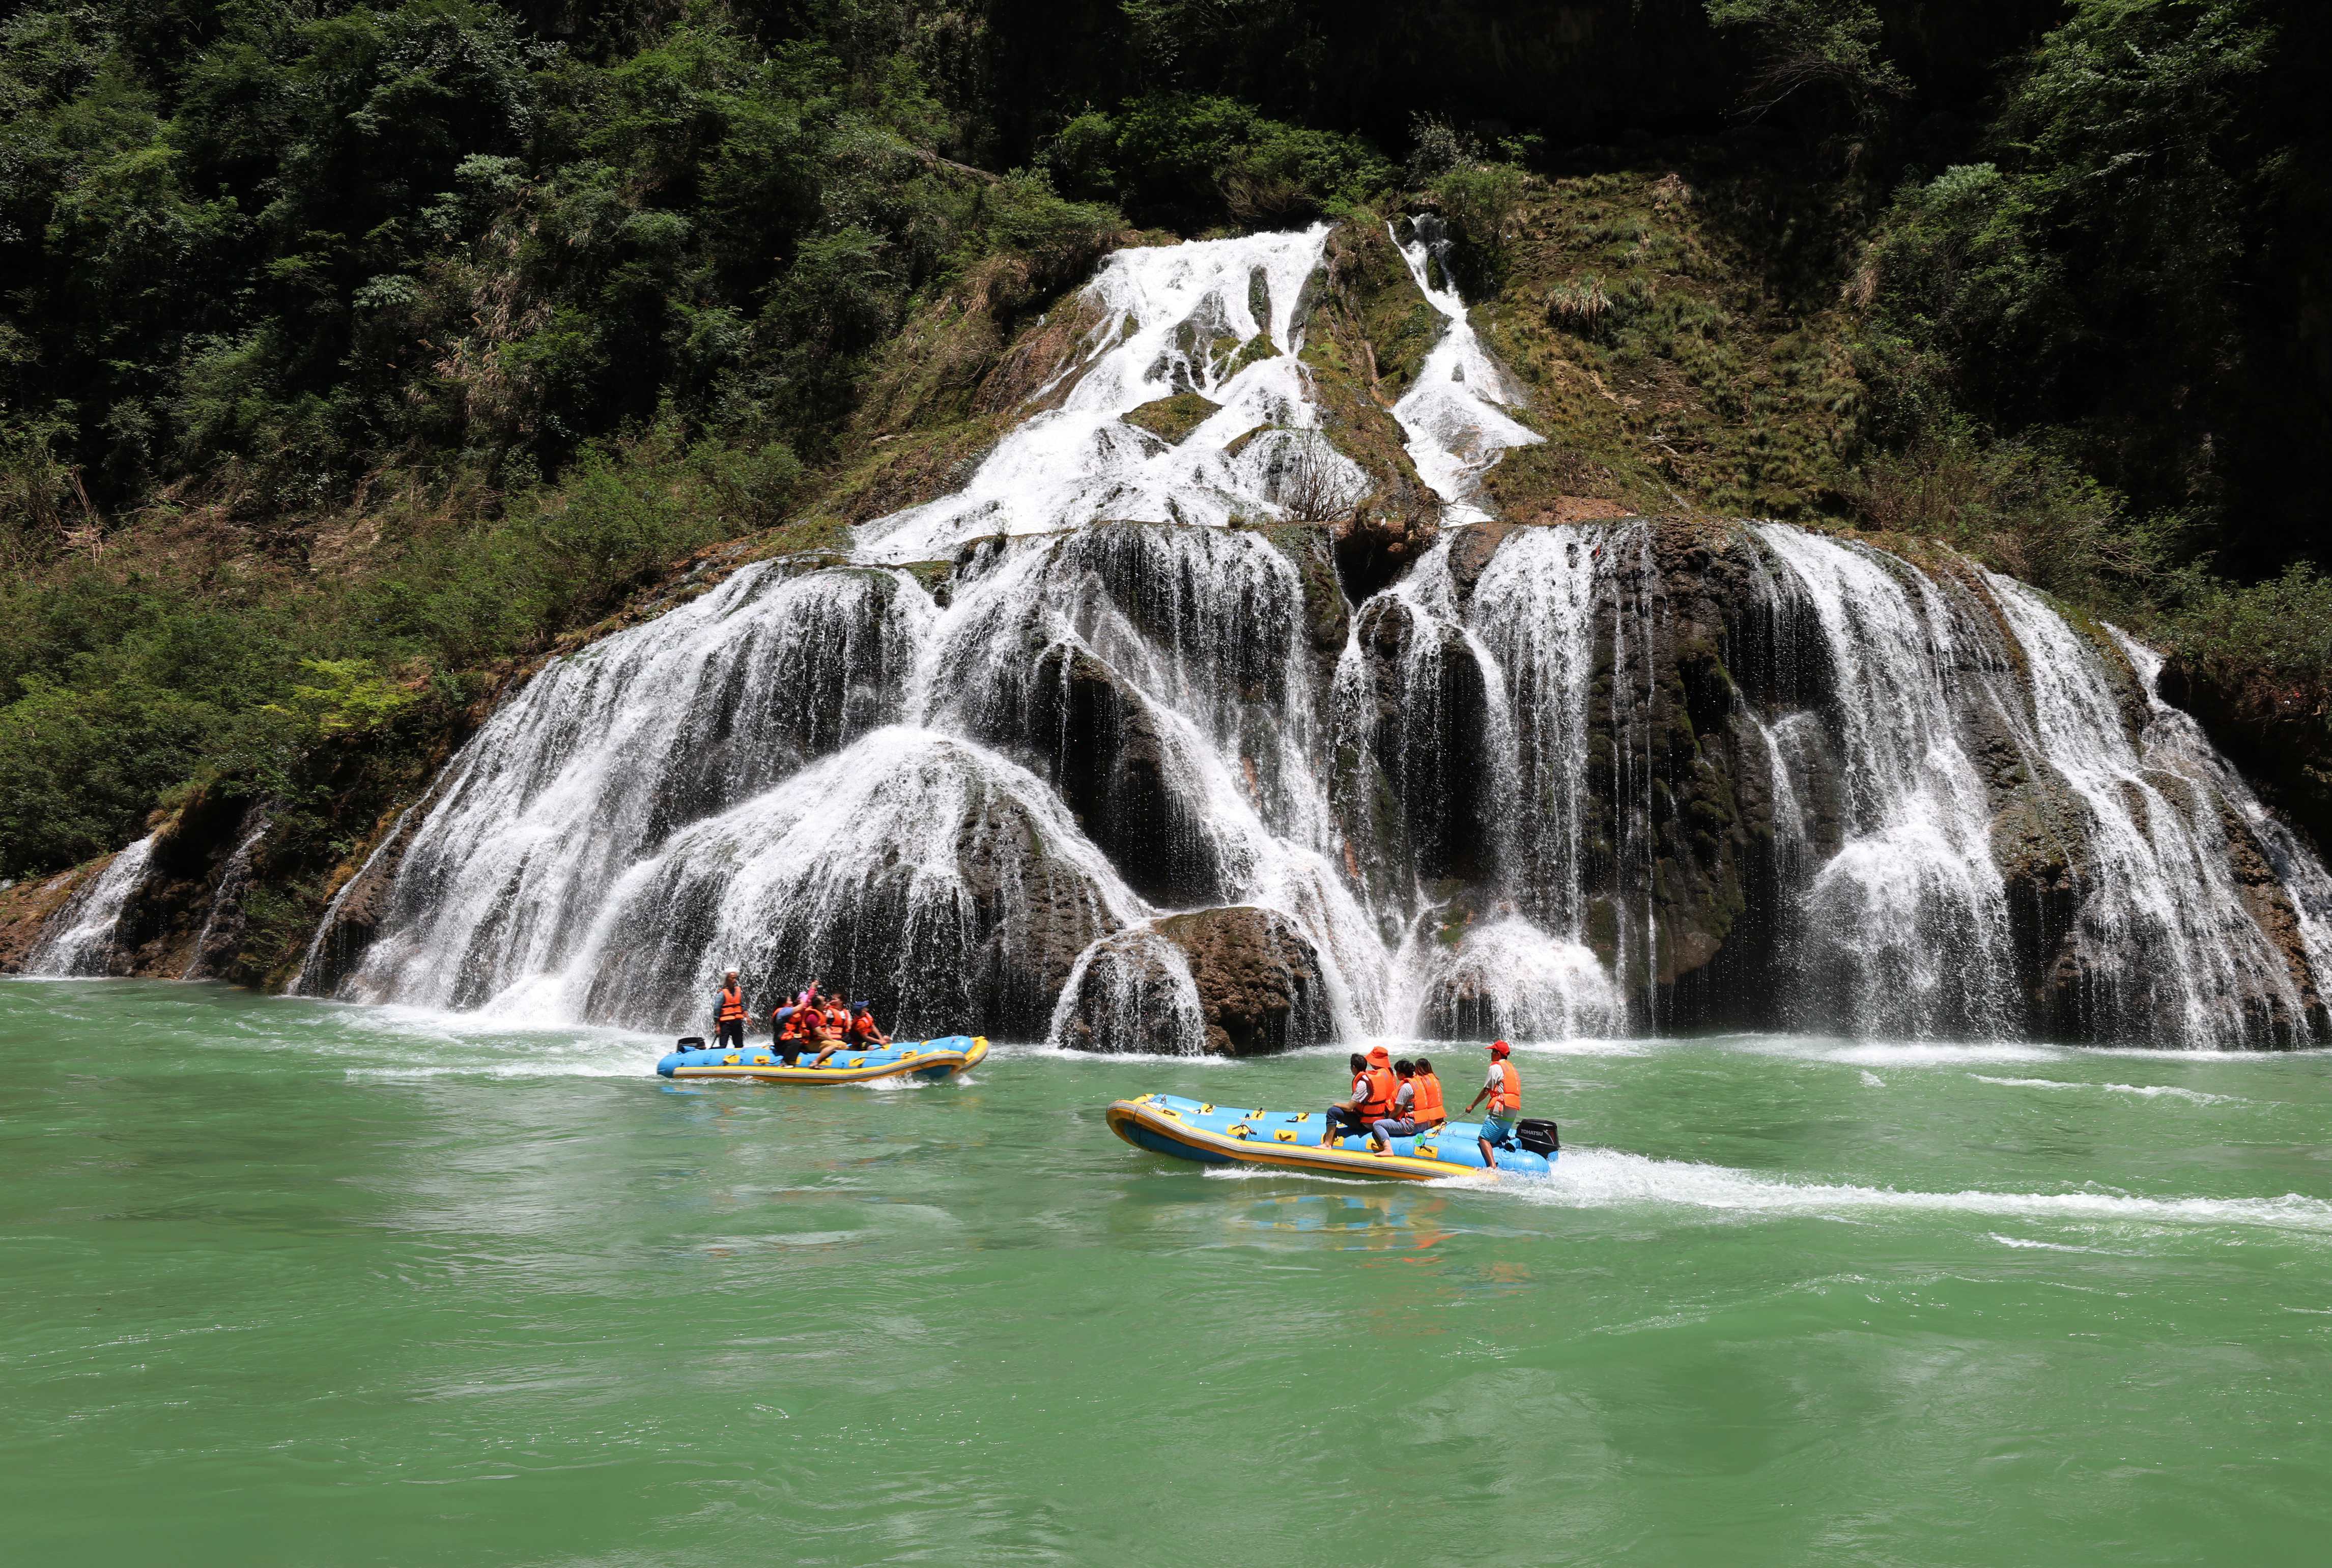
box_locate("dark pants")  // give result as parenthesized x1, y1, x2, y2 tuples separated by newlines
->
(1323, 1107, 1375, 1143)
(716, 1019, 745, 1051)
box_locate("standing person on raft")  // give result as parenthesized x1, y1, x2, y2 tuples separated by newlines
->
(713, 970, 749, 1054)
(1463, 1040, 1522, 1168)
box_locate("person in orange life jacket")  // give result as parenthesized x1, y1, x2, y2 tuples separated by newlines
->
(1464, 1040, 1522, 1168)
(1370, 1057, 1449, 1150)
(790, 987, 835, 1058)
(1324, 1046, 1399, 1145)
(810, 993, 857, 1066)
(769, 994, 809, 1065)
(712, 970, 749, 1052)
(848, 1003, 890, 1048)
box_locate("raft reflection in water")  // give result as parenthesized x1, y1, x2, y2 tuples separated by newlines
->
(657, 1035, 988, 1085)
(1107, 1093, 1556, 1181)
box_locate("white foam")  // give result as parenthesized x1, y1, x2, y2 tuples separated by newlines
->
(1969, 1075, 2242, 1105)
(1987, 1233, 2117, 1253)
(1385, 218, 1543, 519)
(1502, 1147, 2332, 1233)
(1739, 1039, 2065, 1067)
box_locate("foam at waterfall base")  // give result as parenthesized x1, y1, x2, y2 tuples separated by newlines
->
(1404, 916, 1622, 1041)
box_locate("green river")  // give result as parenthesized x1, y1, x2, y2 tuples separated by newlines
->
(7, 979, 2331, 1565)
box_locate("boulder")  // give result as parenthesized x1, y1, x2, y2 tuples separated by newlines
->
(1161, 906, 1334, 1056)
(1055, 906, 1331, 1056)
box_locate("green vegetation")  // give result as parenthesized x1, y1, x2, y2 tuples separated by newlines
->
(1, 0, 2327, 890)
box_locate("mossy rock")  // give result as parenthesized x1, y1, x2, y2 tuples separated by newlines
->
(1124, 391, 1219, 445)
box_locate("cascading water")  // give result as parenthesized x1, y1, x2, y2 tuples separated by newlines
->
(42, 223, 2321, 1049)
(853, 226, 1369, 565)
(1983, 575, 2312, 1045)
(181, 813, 269, 980)
(2113, 632, 2332, 1001)
(1386, 217, 1544, 519)
(1749, 526, 2021, 1037)
(329, 563, 933, 1017)
(27, 834, 156, 977)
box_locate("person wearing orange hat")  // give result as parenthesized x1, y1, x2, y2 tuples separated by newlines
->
(1464, 1040, 1522, 1169)
(1323, 1046, 1400, 1146)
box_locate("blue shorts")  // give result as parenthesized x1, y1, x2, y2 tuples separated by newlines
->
(1479, 1114, 1516, 1147)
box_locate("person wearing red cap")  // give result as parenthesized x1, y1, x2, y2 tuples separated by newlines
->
(1323, 1046, 1400, 1146)
(1464, 1040, 1522, 1168)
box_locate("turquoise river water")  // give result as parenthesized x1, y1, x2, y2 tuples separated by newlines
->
(6, 979, 2331, 1565)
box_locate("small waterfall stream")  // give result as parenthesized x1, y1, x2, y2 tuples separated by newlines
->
(27, 834, 156, 977)
(43, 225, 2330, 1048)
(1386, 217, 1545, 519)
(853, 226, 1368, 565)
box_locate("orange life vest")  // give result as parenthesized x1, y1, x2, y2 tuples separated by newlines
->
(1489, 1059, 1519, 1115)
(1411, 1071, 1446, 1126)
(717, 985, 746, 1023)
(1359, 1064, 1399, 1118)
(825, 1005, 848, 1034)
(852, 1012, 879, 1039)
(778, 1009, 804, 1041)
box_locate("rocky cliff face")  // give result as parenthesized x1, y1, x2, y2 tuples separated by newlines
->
(13, 512, 2327, 1050)
(10, 208, 2327, 1053)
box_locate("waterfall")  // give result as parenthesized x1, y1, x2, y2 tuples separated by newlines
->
(181, 813, 270, 980)
(324, 562, 930, 1012)
(1750, 526, 2021, 1037)
(1386, 217, 1544, 519)
(27, 834, 156, 977)
(1978, 575, 2311, 1043)
(288, 504, 2332, 1046)
(853, 225, 1368, 565)
(2115, 634, 2332, 996)
(1046, 927, 1209, 1055)
(38, 223, 2319, 1050)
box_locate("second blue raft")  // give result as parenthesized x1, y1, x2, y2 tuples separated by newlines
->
(657, 1035, 987, 1085)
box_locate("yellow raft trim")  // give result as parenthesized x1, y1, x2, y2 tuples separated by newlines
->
(671, 1036, 988, 1086)
(1105, 1098, 1486, 1183)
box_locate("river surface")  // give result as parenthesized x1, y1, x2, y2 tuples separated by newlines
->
(7, 981, 2331, 1565)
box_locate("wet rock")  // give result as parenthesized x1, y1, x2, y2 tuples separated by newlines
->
(1351, 593, 1494, 884)
(1332, 510, 1441, 604)
(1160, 906, 1333, 1056)
(1015, 642, 1227, 907)
(1054, 905, 1331, 1056)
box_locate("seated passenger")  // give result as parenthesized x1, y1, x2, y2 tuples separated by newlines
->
(848, 1003, 890, 1048)
(1323, 1047, 1398, 1146)
(770, 1000, 805, 1065)
(1370, 1059, 1431, 1150)
(1409, 1056, 1447, 1129)
(809, 998, 852, 1066)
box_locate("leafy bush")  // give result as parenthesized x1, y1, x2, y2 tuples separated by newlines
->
(2161, 566, 2332, 692)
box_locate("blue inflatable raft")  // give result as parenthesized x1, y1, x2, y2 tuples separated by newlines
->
(1106, 1093, 1556, 1181)
(657, 1036, 988, 1085)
